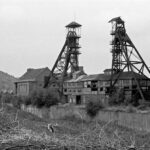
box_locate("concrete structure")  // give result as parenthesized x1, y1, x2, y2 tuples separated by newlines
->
(15, 67, 50, 96)
(63, 69, 150, 105)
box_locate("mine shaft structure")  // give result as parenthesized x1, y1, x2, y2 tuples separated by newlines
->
(44, 21, 81, 94)
(109, 17, 150, 100)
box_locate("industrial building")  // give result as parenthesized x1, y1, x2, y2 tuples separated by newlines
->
(63, 69, 150, 105)
(15, 67, 50, 96)
(15, 17, 150, 105)
(43, 17, 150, 104)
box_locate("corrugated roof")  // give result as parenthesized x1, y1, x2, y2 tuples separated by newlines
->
(19, 67, 50, 81)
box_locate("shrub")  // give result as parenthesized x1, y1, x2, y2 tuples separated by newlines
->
(109, 88, 125, 105)
(12, 96, 23, 109)
(126, 105, 137, 113)
(28, 88, 60, 108)
(1, 93, 12, 104)
(44, 89, 59, 108)
(24, 96, 32, 106)
(86, 99, 104, 118)
(34, 90, 45, 108)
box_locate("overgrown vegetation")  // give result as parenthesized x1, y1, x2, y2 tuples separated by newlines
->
(1, 105, 150, 150)
(29, 88, 59, 108)
(0, 88, 60, 109)
(109, 88, 125, 106)
(109, 87, 144, 107)
(86, 99, 104, 118)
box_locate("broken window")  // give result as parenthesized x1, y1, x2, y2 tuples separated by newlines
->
(91, 81, 98, 91)
(100, 87, 103, 91)
(87, 81, 91, 88)
(124, 86, 129, 90)
(64, 89, 67, 92)
(105, 87, 110, 94)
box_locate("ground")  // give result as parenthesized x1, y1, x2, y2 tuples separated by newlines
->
(0, 105, 150, 150)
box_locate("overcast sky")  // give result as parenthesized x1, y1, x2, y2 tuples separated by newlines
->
(0, 0, 150, 77)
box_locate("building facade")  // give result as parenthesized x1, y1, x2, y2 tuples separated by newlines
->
(15, 67, 50, 96)
(63, 69, 150, 105)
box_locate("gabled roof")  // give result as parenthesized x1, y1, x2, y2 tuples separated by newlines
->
(19, 67, 50, 81)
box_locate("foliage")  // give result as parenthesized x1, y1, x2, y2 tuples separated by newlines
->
(28, 88, 60, 108)
(24, 96, 32, 106)
(130, 92, 140, 106)
(1, 93, 12, 103)
(0, 93, 22, 109)
(12, 96, 23, 109)
(126, 105, 137, 113)
(0, 88, 60, 109)
(109, 88, 125, 105)
(86, 99, 104, 118)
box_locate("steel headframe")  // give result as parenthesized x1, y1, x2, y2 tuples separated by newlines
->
(109, 17, 150, 100)
(44, 22, 81, 93)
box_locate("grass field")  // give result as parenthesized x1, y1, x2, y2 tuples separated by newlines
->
(1, 105, 150, 150)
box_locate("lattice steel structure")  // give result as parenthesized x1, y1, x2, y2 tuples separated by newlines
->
(44, 21, 81, 91)
(109, 17, 150, 100)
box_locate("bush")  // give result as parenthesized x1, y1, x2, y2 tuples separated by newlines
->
(126, 105, 137, 113)
(12, 96, 23, 109)
(109, 88, 125, 105)
(24, 96, 32, 106)
(44, 89, 59, 108)
(86, 99, 104, 118)
(28, 88, 60, 108)
(1, 93, 13, 104)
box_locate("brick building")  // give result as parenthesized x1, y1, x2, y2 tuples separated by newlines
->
(15, 67, 50, 96)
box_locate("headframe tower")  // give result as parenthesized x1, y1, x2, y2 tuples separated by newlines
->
(44, 21, 82, 93)
(109, 17, 150, 100)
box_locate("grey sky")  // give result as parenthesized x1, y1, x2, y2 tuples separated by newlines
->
(0, 0, 150, 77)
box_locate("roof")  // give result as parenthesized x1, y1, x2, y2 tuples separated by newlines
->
(18, 67, 50, 81)
(80, 74, 110, 81)
(113, 72, 149, 80)
(65, 75, 86, 83)
(65, 21, 82, 28)
(108, 17, 124, 23)
(64, 71, 149, 82)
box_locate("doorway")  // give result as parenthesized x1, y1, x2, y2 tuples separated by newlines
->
(76, 95, 81, 105)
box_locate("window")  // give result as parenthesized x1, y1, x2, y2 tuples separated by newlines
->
(87, 81, 91, 88)
(100, 87, 103, 91)
(123, 80, 129, 84)
(124, 86, 129, 90)
(68, 83, 71, 86)
(105, 81, 110, 85)
(78, 89, 81, 92)
(52, 84, 56, 87)
(84, 82, 87, 88)
(63, 82, 67, 87)
(91, 81, 98, 91)
(64, 89, 67, 92)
